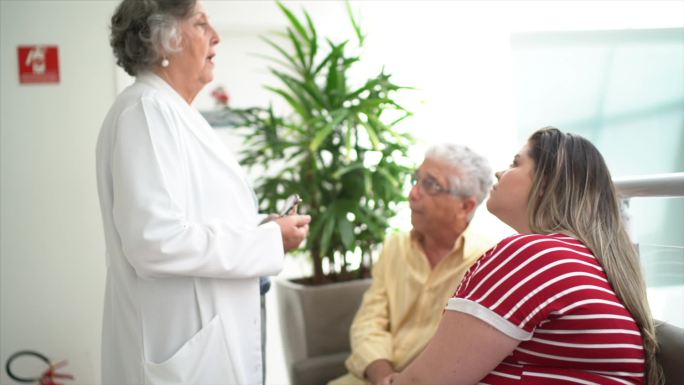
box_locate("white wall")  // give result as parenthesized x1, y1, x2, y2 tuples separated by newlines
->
(0, 1, 118, 384)
(200, 0, 684, 171)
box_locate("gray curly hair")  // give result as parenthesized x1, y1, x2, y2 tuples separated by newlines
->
(425, 143, 493, 204)
(110, 0, 196, 76)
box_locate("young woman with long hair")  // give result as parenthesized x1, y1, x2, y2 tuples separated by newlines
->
(384, 127, 662, 385)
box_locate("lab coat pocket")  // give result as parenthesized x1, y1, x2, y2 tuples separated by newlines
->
(143, 315, 238, 385)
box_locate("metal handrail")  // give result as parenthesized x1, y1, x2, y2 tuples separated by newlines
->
(614, 172, 684, 198)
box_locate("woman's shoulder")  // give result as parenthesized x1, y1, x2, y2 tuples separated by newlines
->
(485, 233, 594, 266)
(455, 233, 601, 301)
(494, 233, 588, 250)
(118, 81, 171, 107)
(108, 82, 181, 126)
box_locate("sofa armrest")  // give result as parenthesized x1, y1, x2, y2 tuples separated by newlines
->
(655, 321, 684, 385)
(292, 352, 350, 385)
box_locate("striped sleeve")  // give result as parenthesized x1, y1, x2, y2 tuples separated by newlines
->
(446, 234, 614, 340)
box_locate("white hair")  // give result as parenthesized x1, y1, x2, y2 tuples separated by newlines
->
(425, 143, 493, 204)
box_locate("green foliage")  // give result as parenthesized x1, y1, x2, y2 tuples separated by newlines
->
(235, 1, 414, 284)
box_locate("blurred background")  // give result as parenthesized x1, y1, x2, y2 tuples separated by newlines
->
(1, 1, 682, 384)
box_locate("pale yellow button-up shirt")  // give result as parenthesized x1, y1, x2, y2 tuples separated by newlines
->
(330, 224, 497, 385)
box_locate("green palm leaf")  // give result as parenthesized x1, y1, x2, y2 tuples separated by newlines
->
(238, 1, 415, 284)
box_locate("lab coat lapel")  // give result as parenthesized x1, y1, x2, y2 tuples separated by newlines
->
(137, 73, 251, 188)
(180, 105, 260, 212)
(136, 73, 258, 214)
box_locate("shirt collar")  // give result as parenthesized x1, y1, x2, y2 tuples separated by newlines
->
(410, 227, 465, 257)
(136, 71, 189, 107)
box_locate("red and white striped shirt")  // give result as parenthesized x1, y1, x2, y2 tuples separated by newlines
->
(447, 233, 645, 385)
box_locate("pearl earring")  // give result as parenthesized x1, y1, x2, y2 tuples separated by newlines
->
(161, 57, 169, 68)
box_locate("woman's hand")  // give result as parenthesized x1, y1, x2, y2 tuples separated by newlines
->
(274, 214, 311, 252)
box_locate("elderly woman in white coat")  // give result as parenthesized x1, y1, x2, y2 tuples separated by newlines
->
(96, 1, 311, 384)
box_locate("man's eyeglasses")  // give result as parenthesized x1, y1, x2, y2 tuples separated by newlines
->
(410, 173, 453, 196)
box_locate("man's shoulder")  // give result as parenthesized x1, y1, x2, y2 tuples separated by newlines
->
(385, 230, 412, 243)
(462, 222, 505, 260)
(378, 231, 415, 260)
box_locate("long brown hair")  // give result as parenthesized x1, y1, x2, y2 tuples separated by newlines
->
(527, 127, 663, 385)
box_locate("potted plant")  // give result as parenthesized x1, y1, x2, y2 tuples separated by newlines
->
(234, 2, 414, 384)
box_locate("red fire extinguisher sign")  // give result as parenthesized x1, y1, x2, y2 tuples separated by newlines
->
(17, 45, 60, 84)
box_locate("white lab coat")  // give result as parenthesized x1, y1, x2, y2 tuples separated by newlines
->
(96, 73, 284, 385)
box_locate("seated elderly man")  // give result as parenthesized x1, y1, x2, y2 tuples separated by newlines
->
(329, 144, 498, 385)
